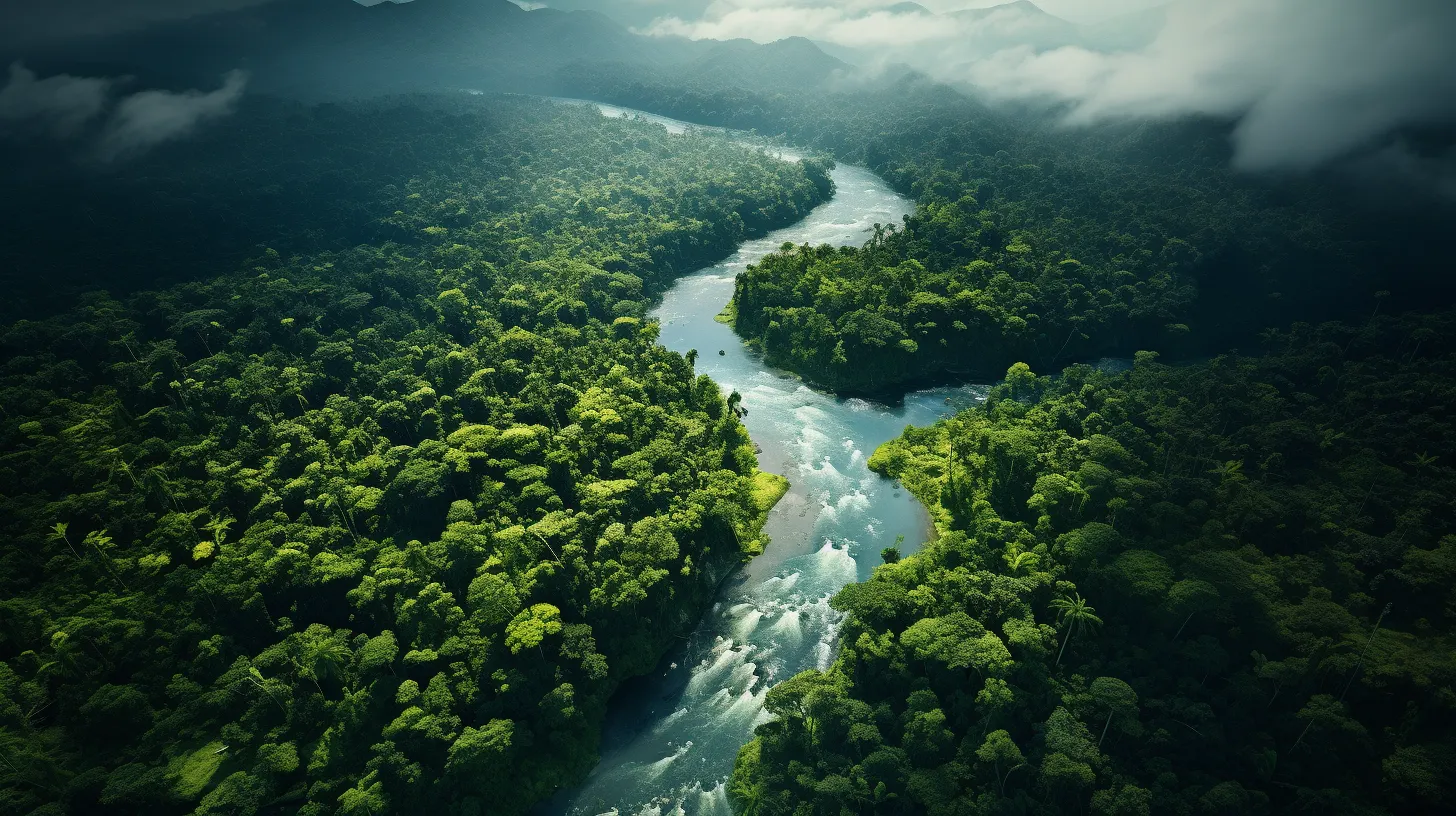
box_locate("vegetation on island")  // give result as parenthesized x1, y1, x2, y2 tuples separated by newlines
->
(569, 77, 1447, 396)
(731, 311, 1456, 814)
(0, 94, 828, 815)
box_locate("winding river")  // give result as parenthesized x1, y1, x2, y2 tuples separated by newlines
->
(547, 102, 988, 816)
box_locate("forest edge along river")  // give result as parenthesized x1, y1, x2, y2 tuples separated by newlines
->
(539, 100, 989, 816)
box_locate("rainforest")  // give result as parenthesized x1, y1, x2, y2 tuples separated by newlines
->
(0, 2, 1452, 816)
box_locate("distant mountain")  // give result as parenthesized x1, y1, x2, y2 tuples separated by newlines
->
(881, 2, 935, 13)
(803, 1, 1084, 73)
(944, 1, 1081, 53)
(15, 0, 847, 100)
(541, 0, 714, 31)
(679, 36, 849, 89)
(1079, 2, 1171, 51)
(946, 0, 1053, 20)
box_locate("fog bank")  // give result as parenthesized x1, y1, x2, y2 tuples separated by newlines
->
(644, 0, 1456, 173)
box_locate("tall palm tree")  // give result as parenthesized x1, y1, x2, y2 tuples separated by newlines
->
(727, 390, 747, 419)
(1208, 459, 1245, 487)
(140, 465, 178, 510)
(39, 631, 84, 680)
(296, 636, 351, 695)
(1409, 451, 1438, 472)
(1050, 592, 1103, 667)
(83, 530, 128, 590)
(318, 492, 358, 545)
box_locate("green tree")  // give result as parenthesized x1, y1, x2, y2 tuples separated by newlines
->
(504, 604, 563, 656)
(1089, 677, 1139, 749)
(976, 729, 1025, 797)
(1049, 592, 1103, 667)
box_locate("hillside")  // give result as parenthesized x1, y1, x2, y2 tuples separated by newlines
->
(13, 0, 848, 99)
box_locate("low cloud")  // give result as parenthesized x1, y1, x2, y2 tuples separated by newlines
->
(643, 0, 1456, 175)
(967, 0, 1456, 172)
(644, 2, 960, 48)
(0, 62, 114, 137)
(0, 63, 249, 161)
(1346, 142, 1456, 201)
(97, 70, 248, 161)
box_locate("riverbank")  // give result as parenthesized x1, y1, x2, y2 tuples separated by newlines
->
(741, 471, 791, 557)
(549, 102, 987, 816)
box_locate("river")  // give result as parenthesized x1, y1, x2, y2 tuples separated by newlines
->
(547, 102, 988, 816)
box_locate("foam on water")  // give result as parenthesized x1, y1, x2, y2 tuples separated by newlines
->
(725, 660, 759, 694)
(795, 426, 832, 459)
(732, 609, 763, 641)
(724, 685, 767, 722)
(756, 572, 799, 595)
(697, 783, 730, 816)
(768, 608, 803, 646)
(684, 644, 746, 696)
(793, 404, 830, 423)
(810, 541, 858, 587)
(805, 456, 847, 485)
(836, 490, 871, 514)
(646, 742, 693, 779)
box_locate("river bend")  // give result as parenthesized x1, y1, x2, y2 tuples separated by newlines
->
(550, 102, 988, 816)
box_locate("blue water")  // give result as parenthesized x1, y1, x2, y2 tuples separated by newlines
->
(548, 103, 988, 816)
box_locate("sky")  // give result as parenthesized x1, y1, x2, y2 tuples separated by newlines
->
(0, 0, 1160, 47)
(622, 0, 1456, 180)
(2, 0, 1453, 181)
(0, 0, 279, 50)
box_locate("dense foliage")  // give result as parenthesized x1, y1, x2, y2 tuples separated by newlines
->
(4, 50, 1451, 816)
(0, 95, 826, 815)
(565, 76, 1450, 395)
(0, 93, 831, 323)
(732, 312, 1456, 814)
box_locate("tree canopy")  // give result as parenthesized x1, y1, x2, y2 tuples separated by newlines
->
(0, 93, 824, 815)
(734, 313, 1456, 814)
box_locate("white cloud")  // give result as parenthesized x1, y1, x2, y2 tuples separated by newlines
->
(642, 0, 1456, 173)
(0, 62, 114, 137)
(644, 2, 965, 47)
(1347, 142, 1456, 200)
(968, 0, 1456, 171)
(0, 63, 249, 161)
(96, 70, 249, 161)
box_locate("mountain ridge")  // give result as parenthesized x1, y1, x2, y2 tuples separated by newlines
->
(11, 0, 848, 99)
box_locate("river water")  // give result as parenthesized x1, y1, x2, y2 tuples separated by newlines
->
(548, 102, 988, 816)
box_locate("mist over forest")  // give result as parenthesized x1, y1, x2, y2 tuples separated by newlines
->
(1, 2, 1453, 816)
